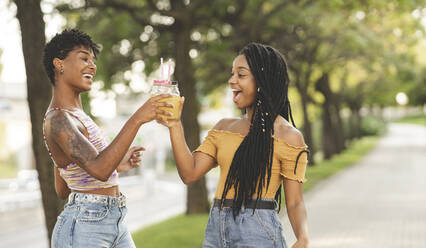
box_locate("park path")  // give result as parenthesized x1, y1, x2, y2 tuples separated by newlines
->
(281, 123, 426, 248)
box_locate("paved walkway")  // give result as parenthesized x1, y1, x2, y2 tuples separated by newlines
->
(281, 123, 426, 248)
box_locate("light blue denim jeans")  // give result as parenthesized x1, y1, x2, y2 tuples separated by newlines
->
(203, 204, 287, 248)
(51, 192, 135, 248)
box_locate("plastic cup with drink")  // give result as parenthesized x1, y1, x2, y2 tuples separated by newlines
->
(150, 58, 182, 120)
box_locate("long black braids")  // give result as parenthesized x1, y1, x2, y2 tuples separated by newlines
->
(220, 43, 295, 217)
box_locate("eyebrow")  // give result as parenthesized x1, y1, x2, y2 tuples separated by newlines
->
(237, 66, 250, 71)
(78, 50, 90, 55)
(77, 50, 96, 59)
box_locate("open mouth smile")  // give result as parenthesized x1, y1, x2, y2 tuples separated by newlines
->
(83, 74, 94, 80)
(232, 89, 242, 103)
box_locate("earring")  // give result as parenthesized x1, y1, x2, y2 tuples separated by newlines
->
(60, 67, 64, 74)
(257, 87, 260, 92)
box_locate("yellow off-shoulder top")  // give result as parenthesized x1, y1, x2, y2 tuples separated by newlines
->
(194, 129, 309, 199)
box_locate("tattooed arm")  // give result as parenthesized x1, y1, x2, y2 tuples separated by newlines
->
(47, 95, 173, 181)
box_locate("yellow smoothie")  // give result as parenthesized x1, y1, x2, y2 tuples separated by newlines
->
(151, 95, 182, 120)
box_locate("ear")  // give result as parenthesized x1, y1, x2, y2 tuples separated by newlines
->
(53, 58, 63, 72)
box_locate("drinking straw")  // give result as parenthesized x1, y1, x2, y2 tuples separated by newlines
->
(167, 59, 172, 84)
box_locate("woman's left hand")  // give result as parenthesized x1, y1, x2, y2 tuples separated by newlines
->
(117, 146, 145, 172)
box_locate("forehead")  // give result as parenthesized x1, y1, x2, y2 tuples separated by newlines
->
(69, 45, 94, 57)
(232, 55, 249, 69)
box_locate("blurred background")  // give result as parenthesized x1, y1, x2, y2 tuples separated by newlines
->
(0, 0, 425, 247)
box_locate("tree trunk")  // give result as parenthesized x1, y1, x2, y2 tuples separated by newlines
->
(173, 21, 210, 214)
(332, 99, 345, 153)
(315, 74, 345, 159)
(350, 107, 362, 139)
(320, 98, 337, 159)
(14, 0, 65, 245)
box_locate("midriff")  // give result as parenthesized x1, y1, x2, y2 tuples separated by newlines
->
(73, 185, 120, 197)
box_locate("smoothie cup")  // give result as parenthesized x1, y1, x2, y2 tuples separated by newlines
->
(150, 80, 181, 120)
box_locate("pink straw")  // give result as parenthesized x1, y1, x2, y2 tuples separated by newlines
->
(167, 59, 172, 84)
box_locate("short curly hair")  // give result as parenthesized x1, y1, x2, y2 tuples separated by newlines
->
(43, 29, 100, 85)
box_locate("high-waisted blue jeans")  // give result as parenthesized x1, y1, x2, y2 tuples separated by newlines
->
(51, 192, 135, 248)
(203, 205, 287, 248)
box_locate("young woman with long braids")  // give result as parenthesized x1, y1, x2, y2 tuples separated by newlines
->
(159, 43, 309, 248)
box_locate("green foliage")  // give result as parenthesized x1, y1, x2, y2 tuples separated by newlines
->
(359, 115, 387, 136)
(395, 114, 426, 126)
(342, 114, 387, 139)
(132, 214, 208, 248)
(406, 67, 426, 106)
(53, 0, 426, 160)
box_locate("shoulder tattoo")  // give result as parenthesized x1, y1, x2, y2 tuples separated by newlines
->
(50, 113, 97, 165)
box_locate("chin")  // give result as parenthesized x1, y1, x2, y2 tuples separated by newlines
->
(78, 85, 91, 93)
(234, 102, 249, 110)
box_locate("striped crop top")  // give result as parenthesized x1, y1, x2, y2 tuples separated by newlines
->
(43, 108, 118, 190)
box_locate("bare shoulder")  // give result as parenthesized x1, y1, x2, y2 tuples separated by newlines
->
(274, 122, 306, 147)
(212, 118, 241, 131)
(45, 110, 72, 132)
(45, 110, 81, 138)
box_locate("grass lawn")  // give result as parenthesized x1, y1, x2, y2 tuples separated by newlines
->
(394, 114, 426, 126)
(132, 135, 380, 247)
(132, 214, 209, 248)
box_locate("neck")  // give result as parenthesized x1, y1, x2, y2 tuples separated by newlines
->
(245, 107, 254, 121)
(50, 82, 83, 110)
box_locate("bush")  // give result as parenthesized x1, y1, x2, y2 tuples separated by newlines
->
(360, 115, 386, 136)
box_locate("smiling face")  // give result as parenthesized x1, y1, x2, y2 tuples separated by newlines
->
(228, 55, 257, 110)
(55, 45, 96, 92)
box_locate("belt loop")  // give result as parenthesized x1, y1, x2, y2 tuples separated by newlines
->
(108, 196, 112, 208)
(68, 192, 75, 204)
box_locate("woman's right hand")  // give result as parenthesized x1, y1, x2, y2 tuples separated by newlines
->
(134, 94, 174, 124)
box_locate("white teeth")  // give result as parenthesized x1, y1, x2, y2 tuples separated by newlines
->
(231, 89, 242, 92)
(83, 74, 93, 79)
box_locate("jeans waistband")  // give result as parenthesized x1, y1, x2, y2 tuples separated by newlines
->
(68, 192, 126, 208)
(213, 198, 277, 210)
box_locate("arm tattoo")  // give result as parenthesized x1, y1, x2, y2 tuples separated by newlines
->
(51, 112, 97, 166)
